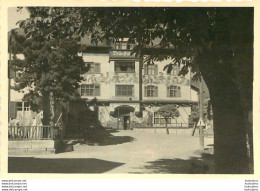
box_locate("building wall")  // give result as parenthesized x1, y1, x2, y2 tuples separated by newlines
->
(191, 88, 199, 102)
(142, 59, 191, 101)
(74, 51, 197, 130)
(80, 53, 192, 102)
(9, 50, 199, 130)
(80, 53, 140, 101)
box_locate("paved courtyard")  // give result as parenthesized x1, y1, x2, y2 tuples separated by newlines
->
(9, 130, 214, 173)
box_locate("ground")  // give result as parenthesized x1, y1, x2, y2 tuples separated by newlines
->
(9, 130, 214, 173)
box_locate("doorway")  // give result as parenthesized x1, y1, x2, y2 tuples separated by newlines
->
(123, 115, 130, 130)
(118, 115, 130, 130)
(114, 105, 135, 130)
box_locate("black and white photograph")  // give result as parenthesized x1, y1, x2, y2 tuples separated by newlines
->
(6, 6, 254, 175)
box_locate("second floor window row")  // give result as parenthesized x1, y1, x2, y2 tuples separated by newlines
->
(80, 84, 181, 98)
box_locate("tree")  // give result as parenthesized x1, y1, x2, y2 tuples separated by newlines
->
(17, 7, 253, 173)
(189, 98, 210, 125)
(156, 104, 180, 134)
(9, 29, 85, 125)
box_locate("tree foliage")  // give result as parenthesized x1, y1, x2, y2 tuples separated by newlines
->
(9, 28, 85, 123)
(156, 104, 180, 120)
(156, 104, 180, 134)
(16, 7, 253, 173)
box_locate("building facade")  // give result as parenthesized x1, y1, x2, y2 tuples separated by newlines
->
(65, 40, 198, 133)
(8, 37, 199, 135)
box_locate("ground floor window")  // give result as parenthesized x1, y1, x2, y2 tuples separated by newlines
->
(9, 101, 30, 119)
(167, 86, 181, 97)
(115, 85, 134, 97)
(144, 85, 158, 97)
(81, 84, 100, 96)
(154, 112, 171, 124)
(16, 102, 30, 111)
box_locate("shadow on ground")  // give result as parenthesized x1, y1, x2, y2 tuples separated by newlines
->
(64, 128, 135, 147)
(9, 157, 124, 173)
(131, 150, 215, 174)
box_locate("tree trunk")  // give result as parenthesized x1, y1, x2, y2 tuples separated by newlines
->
(226, 9, 254, 171)
(193, 9, 252, 173)
(165, 119, 169, 134)
(198, 51, 250, 173)
(198, 50, 250, 173)
(42, 91, 51, 126)
(210, 82, 249, 173)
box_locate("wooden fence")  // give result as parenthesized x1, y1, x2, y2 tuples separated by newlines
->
(8, 126, 58, 140)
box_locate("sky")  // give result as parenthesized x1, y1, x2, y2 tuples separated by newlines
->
(8, 7, 29, 31)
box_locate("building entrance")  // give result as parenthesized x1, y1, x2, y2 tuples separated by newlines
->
(118, 114, 131, 130)
(123, 115, 130, 130)
(114, 105, 134, 130)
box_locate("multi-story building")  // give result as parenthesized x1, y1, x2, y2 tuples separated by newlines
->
(65, 39, 198, 133)
(8, 32, 199, 135)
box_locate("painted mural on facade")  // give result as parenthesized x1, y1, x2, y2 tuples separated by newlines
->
(82, 72, 190, 86)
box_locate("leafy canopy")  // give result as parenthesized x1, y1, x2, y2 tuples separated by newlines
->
(9, 29, 85, 111)
(156, 104, 180, 119)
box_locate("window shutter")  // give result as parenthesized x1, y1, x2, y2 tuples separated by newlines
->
(79, 86, 82, 96)
(10, 69, 16, 79)
(144, 64, 148, 75)
(94, 85, 100, 96)
(167, 86, 170, 97)
(131, 85, 134, 97)
(8, 61, 16, 79)
(9, 101, 17, 119)
(155, 86, 158, 97)
(95, 63, 100, 73)
(144, 86, 147, 97)
(154, 65, 158, 75)
(177, 87, 181, 97)
(80, 85, 85, 96)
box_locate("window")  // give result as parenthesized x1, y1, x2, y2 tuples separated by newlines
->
(81, 84, 100, 96)
(115, 41, 134, 50)
(17, 102, 23, 111)
(84, 62, 100, 74)
(24, 102, 30, 111)
(145, 85, 158, 97)
(144, 64, 158, 75)
(166, 64, 180, 76)
(167, 86, 181, 97)
(154, 112, 171, 124)
(115, 85, 134, 97)
(115, 62, 135, 73)
(16, 102, 30, 111)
